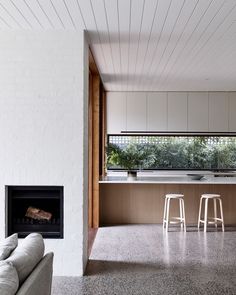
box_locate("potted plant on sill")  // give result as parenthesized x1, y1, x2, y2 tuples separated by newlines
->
(107, 142, 155, 180)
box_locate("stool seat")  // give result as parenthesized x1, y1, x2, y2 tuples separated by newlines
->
(198, 193, 224, 232)
(166, 194, 184, 199)
(163, 194, 186, 232)
(201, 194, 221, 199)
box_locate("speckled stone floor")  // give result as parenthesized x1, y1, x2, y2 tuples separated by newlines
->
(52, 225, 236, 295)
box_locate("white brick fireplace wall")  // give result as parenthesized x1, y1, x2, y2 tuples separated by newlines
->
(0, 30, 89, 276)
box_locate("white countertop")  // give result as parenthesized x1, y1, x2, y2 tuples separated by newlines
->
(99, 173, 236, 184)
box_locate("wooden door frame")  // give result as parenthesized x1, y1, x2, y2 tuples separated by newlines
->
(88, 50, 106, 229)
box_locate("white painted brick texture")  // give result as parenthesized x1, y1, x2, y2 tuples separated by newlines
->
(0, 30, 89, 276)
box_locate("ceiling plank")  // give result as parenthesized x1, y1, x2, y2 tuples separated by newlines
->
(0, 0, 236, 91)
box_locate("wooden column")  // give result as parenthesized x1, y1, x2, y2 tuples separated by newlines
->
(92, 75, 100, 228)
(88, 50, 106, 229)
(88, 72, 93, 228)
(102, 90, 107, 176)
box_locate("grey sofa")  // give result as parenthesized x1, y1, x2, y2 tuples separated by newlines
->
(0, 233, 54, 295)
(16, 252, 54, 295)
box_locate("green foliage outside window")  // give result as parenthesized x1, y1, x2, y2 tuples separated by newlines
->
(107, 136, 236, 170)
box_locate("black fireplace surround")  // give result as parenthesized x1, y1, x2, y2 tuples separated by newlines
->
(6, 186, 63, 239)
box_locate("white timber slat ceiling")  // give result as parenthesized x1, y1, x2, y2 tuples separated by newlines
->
(0, 0, 236, 91)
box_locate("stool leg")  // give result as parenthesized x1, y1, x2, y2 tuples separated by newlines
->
(219, 198, 225, 232)
(204, 198, 208, 233)
(181, 198, 186, 232)
(163, 197, 167, 229)
(198, 197, 203, 229)
(166, 198, 170, 232)
(179, 198, 183, 229)
(213, 198, 217, 228)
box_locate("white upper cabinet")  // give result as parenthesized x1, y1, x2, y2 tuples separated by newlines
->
(127, 92, 147, 131)
(188, 92, 208, 132)
(147, 92, 167, 131)
(229, 92, 236, 132)
(107, 92, 126, 133)
(209, 92, 228, 132)
(107, 91, 236, 134)
(167, 92, 188, 131)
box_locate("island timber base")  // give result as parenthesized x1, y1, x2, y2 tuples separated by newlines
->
(99, 183, 236, 226)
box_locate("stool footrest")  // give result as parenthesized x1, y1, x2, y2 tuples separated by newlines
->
(169, 221, 184, 224)
(164, 220, 184, 224)
(208, 217, 223, 222)
(199, 217, 223, 224)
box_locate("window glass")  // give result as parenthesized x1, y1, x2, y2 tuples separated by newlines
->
(107, 136, 236, 170)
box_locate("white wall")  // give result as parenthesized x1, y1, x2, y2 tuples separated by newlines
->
(0, 30, 89, 276)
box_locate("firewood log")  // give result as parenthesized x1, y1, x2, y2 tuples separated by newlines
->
(25, 206, 52, 221)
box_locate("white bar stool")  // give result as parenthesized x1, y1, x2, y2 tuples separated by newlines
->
(198, 194, 224, 232)
(163, 194, 186, 232)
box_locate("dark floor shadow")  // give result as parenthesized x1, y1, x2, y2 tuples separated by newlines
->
(85, 259, 236, 281)
(85, 260, 165, 276)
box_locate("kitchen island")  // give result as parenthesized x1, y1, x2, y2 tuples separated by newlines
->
(99, 173, 236, 226)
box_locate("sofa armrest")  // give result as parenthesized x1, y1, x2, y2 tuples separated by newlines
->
(16, 252, 54, 295)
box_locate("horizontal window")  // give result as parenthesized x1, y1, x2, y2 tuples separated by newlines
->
(107, 135, 236, 171)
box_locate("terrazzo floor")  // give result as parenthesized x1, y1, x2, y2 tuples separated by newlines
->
(52, 224, 236, 295)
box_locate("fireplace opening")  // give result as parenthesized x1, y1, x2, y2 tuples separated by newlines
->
(6, 186, 63, 239)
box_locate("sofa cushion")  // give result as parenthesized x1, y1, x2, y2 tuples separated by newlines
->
(6, 233, 45, 284)
(0, 261, 19, 295)
(0, 234, 18, 261)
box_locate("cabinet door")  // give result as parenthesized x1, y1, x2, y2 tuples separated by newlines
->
(188, 92, 208, 132)
(127, 92, 147, 131)
(168, 92, 187, 131)
(229, 92, 236, 132)
(147, 92, 167, 131)
(107, 92, 126, 133)
(209, 92, 228, 132)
